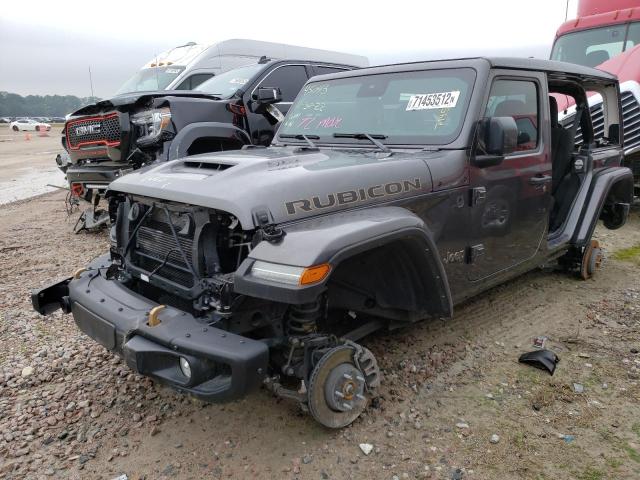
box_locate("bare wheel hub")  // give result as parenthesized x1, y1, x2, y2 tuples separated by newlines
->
(307, 344, 379, 428)
(580, 240, 604, 280)
(325, 363, 366, 412)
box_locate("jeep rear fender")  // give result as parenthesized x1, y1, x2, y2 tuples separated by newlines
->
(234, 207, 452, 319)
(168, 122, 251, 160)
(573, 166, 633, 245)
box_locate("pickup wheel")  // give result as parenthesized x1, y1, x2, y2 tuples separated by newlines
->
(307, 345, 373, 429)
(580, 240, 603, 280)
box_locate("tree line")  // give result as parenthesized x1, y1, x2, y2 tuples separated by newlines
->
(0, 91, 101, 118)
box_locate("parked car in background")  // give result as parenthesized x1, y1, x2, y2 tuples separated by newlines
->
(10, 119, 51, 132)
(0, 117, 11, 123)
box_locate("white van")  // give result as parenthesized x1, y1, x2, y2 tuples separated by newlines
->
(115, 39, 369, 95)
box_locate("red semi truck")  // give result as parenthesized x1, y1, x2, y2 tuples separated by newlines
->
(551, 0, 640, 195)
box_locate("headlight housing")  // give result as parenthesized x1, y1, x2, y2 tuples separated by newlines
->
(250, 261, 331, 286)
(131, 107, 172, 145)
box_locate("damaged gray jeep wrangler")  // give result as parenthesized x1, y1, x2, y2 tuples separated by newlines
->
(33, 58, 633, 428)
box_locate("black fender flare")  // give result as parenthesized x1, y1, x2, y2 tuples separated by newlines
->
(572, 166, 633, 246)
(234, 207, 453, 318)
(168, 122, 251, 160)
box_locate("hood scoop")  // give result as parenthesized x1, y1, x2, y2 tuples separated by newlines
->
(181, 160, 235, 171)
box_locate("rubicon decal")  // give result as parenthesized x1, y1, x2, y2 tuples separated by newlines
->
(285, 178, 422, 215)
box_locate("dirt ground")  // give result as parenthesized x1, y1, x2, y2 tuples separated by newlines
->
(0, 124, 65, 205)
(1, 190, 640, 480)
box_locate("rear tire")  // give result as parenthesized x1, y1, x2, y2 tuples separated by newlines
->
(580, 240, 603, 280)
(35, 126, 40, 132)
(12, 125, 18, 132)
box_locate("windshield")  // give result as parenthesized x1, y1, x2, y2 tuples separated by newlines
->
(195, 63, 266, 98)
(115, 66, 186, 95)
(551, 22, 640, 67)
(277, 68, 476, 146)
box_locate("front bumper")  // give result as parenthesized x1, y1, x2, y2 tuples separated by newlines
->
(31, 255, 269, 402)
(66, 163, 132, 192)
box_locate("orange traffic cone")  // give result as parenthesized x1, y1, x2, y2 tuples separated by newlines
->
(24, 133, 31, 141)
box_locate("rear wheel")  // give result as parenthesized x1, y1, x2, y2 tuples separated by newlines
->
(12, 125, 18, 132)
(35, 126, 40, 132)
(580, 240, 603, 280)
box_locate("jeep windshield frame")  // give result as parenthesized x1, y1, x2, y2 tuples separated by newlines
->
(276, 67, 477, 147)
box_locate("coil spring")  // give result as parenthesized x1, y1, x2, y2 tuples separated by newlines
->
(286, 300, 321, 335)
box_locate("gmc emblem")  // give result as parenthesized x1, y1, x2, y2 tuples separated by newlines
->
(75, 124, 101, 136)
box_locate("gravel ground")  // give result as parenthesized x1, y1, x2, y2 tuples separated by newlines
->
(1, 191, 640, 480)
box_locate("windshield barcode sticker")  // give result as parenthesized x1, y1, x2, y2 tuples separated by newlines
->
(406, 91, 460, 111)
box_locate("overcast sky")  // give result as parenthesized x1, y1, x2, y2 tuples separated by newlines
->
(0, 0, 578, 98)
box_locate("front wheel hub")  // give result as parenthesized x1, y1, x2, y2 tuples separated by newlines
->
(325, 363, 366, 412)
(307, 344, 379, 428)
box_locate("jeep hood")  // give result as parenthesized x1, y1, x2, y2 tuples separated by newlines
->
(70, 90, 222, 116)
(109, 147, 443, 229)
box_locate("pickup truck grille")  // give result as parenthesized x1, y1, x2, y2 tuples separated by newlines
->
(564, 91, 640, 150)
(621, 91, 640, 149)
(131, 217, 196, 289)
(66, 113, 120, 150)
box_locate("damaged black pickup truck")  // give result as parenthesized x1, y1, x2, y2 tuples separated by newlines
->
(60, 58, 360, 230)
(34, 58, 633, 428)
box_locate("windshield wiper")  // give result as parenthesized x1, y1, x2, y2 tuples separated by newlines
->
(333, 133, 390, 153)
(279, 134, 319, 148)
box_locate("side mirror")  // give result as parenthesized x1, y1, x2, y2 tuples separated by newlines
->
(254, 87, 282, 105)
(474, 116, 518, 167)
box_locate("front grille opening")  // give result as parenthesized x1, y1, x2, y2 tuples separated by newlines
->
(130, 208, 197, 289)
(124, 199, 255, 297)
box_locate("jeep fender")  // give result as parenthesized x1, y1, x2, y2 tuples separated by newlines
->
(234, 207, 453, 319)
(572, 166, 633, 246)
(168, 122, 252, 160)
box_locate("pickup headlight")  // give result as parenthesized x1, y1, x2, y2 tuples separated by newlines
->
(250, 261, 331, 286)
(131, 107, 171, 145)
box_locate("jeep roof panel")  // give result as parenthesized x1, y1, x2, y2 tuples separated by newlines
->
(307, 57, 618, 83)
